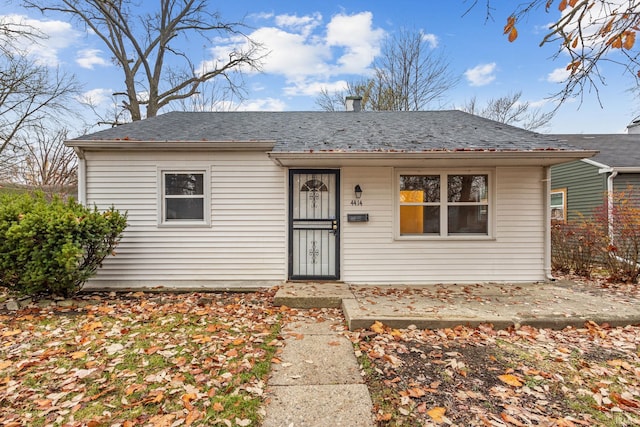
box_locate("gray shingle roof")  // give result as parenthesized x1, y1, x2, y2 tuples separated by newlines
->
(74, 110, 579, 153)
(548, 134, 640, 168)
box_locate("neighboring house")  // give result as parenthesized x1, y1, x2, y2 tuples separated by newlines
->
(66, 107, 595, 289)
(549, 134, 640, 223)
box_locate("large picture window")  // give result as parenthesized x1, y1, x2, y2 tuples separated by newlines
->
(161, 171, 208, 225)
(399, 172, 490, 237)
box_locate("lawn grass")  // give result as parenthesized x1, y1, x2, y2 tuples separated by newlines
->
(0, 291, 280, 426)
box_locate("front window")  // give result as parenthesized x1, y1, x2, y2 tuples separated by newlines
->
(161, 171, 208, 224)
(399, 172, 489, 237)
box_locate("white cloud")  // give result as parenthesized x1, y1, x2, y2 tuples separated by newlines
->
(275, 13, 322, 36)
(284, 79, 349, 97)
(248, 27, 332, 78)
(76, 48, 110, 69)
(77, 88, 112, 106)
(547, 67, 570, 83)
(326, 12, 386, 74)
(465, 62, 497, 86)
(421, 33, 438, 49)
(238, 97, 287, 111)
(0, 14, 80, 65)
(200, 11, 385, 97)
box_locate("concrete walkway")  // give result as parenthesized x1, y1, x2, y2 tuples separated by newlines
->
(261, 313, 374, 427)
(265, 280, 640, 426)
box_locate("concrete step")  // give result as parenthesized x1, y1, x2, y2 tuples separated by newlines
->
(273, 282, 354, 308)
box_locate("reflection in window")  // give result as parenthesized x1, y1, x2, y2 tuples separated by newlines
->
(447, 175, 488, 234)
(400, 173, 489, 236)
(163, 172, 205, 222)
(399, 175, 440, 235)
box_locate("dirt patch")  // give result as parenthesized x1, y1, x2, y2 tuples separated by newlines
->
(352, 322, 640, 426)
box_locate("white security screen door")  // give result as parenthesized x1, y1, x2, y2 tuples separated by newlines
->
(289, 170, 340, 280)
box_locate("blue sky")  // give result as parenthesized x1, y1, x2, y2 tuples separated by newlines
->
(3, 1, 637, 134)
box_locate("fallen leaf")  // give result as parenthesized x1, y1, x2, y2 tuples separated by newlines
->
(370, 321, 385, 334)
(106, 343, 124, 355)
(498, 374, 523, 387)
(376, 413, 392, 421)
(185, 409, 202, 426)
(427, 406, 446, 422)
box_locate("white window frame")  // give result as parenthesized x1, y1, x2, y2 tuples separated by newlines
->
(550, 188, 567, 223)
(395, 169, 495, 240)
(158, 168, 211, 227)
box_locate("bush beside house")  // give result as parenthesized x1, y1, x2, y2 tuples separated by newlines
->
(552, 189, 640, 283)
(0, 192, 127, 297)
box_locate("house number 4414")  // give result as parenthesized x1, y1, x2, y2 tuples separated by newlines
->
(350, 200, 363, 206)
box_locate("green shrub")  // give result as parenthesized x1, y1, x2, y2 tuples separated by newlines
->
(0, 192, 127, 297)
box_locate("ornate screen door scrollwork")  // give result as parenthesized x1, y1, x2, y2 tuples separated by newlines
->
(289, 170, 340, 280)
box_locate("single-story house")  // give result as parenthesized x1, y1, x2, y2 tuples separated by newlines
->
(549, 134, 640, 223)
(66, 107, 596, 289)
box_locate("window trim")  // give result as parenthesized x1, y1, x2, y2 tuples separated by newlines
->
(158, 168, 211, 227)
(550, 187, 567, 223)
(395, 169, 495, 240)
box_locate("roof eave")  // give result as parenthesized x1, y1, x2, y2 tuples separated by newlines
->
(65, 140, 277, 152)
(268, 150, 598, 167)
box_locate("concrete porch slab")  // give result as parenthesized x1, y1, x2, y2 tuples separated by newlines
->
(273, 280, 640, 331)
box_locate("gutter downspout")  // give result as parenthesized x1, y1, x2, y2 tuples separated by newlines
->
(72, 147, 86, 205)
(544, 166, 554, 281)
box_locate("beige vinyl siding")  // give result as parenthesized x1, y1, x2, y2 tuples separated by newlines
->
(84, 151, 286, 288)
(341, 166, 546, 284)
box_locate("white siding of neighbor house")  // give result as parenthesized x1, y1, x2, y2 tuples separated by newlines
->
(340, 166, 546, 284)
(83, 151, 286, 288)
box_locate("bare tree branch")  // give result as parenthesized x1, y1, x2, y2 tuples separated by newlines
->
(316, 29, 459, 112)
(25, 0, 265, 121)
(460, 91, 555, 131)
(11, 125, 77, 186)
(473, 1, 640, 104)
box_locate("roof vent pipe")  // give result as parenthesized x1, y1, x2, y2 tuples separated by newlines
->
(627, 116, 640, 133)
(345, 96, 362, 112)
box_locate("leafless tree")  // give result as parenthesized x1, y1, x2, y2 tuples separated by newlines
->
(370, 29, 459, 111)
(25, 0, 264, 122)
(0, 15, 80, 163)
(7, 125, 77, 186)
(0, 57, 79, 155)
(315, 80, 372, 111)
(460, 91, 555, 131)
(172, 75, 246, 112)
(316, 29, 459, 111)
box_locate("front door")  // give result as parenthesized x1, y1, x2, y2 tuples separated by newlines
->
(289, 170, 340, 280)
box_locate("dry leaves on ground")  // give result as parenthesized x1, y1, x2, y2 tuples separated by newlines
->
(352, 319, 640, 426)
(0, 290, 283, 427)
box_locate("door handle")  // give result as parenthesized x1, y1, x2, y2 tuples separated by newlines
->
(330, 220, 338, 235)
